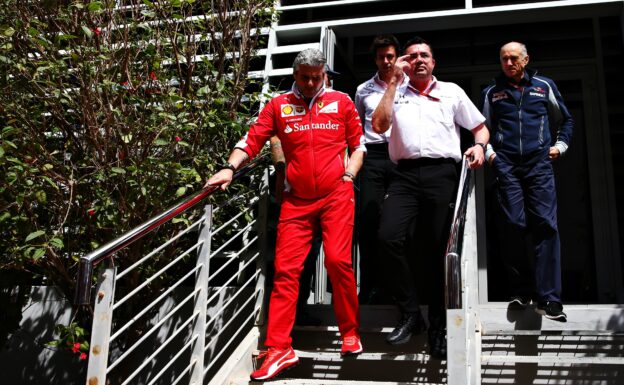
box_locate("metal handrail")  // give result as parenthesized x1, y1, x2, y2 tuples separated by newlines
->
(445, 156, 472, 310)
(74, 153, 270, 305)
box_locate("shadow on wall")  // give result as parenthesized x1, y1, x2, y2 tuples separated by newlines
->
(0, 285, 87, 385)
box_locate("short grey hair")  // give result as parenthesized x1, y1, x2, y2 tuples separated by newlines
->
(292, 48, 326, 71)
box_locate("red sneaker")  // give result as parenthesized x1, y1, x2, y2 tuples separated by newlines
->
(341, 335, 363, 356)
(250, 346, 298, 381)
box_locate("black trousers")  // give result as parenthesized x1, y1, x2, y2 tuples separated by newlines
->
(357, 143, 395, 299)
(377, 158, 457, 320)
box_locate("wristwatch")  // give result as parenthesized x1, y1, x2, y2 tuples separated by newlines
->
(475, 143, 487, 152)
(221, 163, 236, 172)
(343, 171, 355, 180)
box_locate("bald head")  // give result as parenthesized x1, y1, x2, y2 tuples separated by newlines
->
(500, 41, 529, 82)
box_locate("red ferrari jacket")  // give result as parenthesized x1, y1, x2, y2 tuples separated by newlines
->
(235, 84, 366, 199)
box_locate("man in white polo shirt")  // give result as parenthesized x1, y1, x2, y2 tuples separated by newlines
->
(354, 34, 407, 305)
(372, 36, 489, 359)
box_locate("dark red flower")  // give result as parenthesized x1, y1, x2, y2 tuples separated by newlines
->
(175, 136, 182, 142)
(92, 28, 101, 36)
(87, 209, 96, 216)
(79, 352, 87, 360)
(149, 71, 157, 81)
(72, 342, 81, 353)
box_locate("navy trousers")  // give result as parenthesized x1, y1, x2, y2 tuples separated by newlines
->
(492, 151, 562, 303)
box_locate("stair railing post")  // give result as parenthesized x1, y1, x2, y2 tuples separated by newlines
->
(446, 175, 481, 385)
(190, 204, 212, 385)
(85, 260, 117, 385)
(254, 168, 270, 325)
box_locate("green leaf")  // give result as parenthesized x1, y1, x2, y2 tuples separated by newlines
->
(42, 176, 59, 190)
(81, 26, 93, 39)
(154, 138, 168, 146)
(0, 212, 10, 223)
(87, 1, 104, 12)
(175, 186, 186, 197)
(25, 230, 46, 243)
(111, 167, 126, 174)
(2, 27, 15, 37)
(57, 34, 77, 41)
(32, 248, 45, 260)
(49, 238, 64, 249)
(35, 190, 47, 204)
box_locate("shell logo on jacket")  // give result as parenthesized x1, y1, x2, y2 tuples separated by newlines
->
(235, 84, 366, 199)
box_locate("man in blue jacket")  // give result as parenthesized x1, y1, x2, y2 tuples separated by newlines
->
(482, 41, 573, 322)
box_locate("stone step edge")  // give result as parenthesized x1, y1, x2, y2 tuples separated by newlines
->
(250, 349, 440, 362)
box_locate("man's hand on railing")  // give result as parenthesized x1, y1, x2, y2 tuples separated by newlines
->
(463, 143, 485, 170)
(205, 168, 234, 191)
(204, 148, 251, 190)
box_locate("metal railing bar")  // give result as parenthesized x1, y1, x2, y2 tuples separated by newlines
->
(75, 153, 269, 305)
(107, 287, 200, 373)
(146, 333, 199, 385)
(113, 242, 202, 311)
(207, 236, 258, 284)
(204, 303, 262, 375)
(211, 198, 259, 236)
(120, 312, 199, 385)
(205, 292, 258, 352)
(445, 156, 471, 310)
(209, 220, 257, 257)
(117, 219, 204, 279)
(110, 264, 202, 342)
(212, 189, 258, 215)
(170, 360, 193, 385)
(207, 252, 259, 305)
(205, 269, 261, 331)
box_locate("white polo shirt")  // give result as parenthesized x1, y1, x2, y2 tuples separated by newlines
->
(389, 76, 485, 162)
(355, 73, 409, 145)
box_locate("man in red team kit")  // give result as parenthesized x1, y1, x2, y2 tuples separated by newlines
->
(206, 48, 366, 381)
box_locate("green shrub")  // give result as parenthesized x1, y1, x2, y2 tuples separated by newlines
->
(0, 0, 276, 327)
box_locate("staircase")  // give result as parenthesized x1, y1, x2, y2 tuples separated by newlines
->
(212, 160, 624, 385)
(228, 305, 447, 385)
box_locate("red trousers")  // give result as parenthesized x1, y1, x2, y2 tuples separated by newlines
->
(264, 181, 360, 349)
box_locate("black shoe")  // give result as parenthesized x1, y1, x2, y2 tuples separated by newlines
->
(428, 325, 447, 359)
(386, 312, 426, 345)
(295, 309, 322, 326)
(508, 295, 531, 310)
(535, 301, 567, 322)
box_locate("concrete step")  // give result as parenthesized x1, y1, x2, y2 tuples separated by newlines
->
(479, 303, 624, 335)
(246, 379, 443, 385)
(236, 325, 448, 384)
(290, 326, 430, 355)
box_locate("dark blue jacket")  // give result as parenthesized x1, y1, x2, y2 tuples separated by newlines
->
(481, 68, 573, 160)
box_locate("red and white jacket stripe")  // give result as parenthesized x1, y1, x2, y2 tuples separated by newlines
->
(235, 84, 366, 199)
